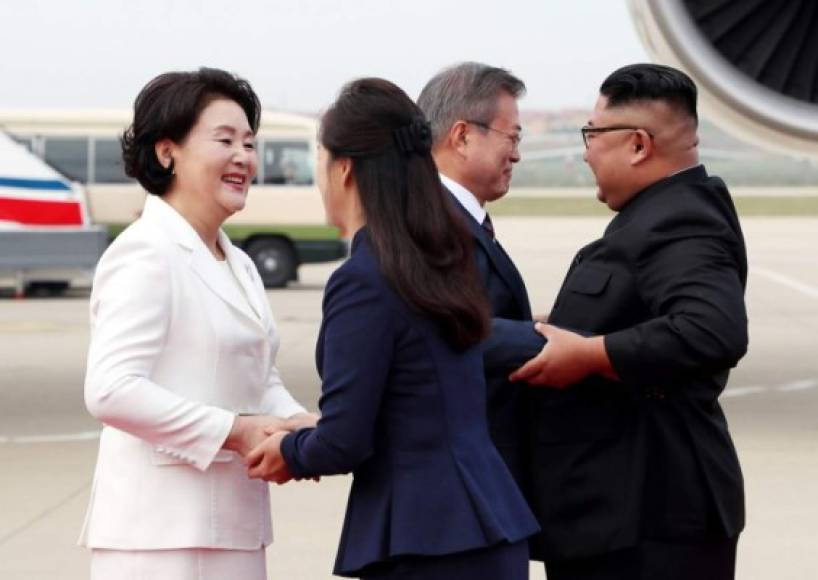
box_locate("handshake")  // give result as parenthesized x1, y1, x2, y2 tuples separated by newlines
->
(223, 412, 320, 485)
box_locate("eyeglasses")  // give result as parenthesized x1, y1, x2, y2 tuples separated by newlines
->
(580, 125, 653, 149)
(465, 120, 522, 149)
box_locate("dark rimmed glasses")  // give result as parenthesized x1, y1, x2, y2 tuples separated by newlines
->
(465, 120, 522, 149)
(580, 125, 653, 149)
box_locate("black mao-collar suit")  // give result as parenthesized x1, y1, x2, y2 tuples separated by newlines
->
(527, 166, 747, 576)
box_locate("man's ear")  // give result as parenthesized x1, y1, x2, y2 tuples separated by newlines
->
(154, 139, 175, 170)
(450, 120, 470, 155)
(630, 129, 652, 166)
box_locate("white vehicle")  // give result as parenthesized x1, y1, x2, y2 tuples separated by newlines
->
(0, 130, 108, 296)
(0, 109, 345, 287)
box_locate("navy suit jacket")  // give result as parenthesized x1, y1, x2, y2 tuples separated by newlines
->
(448, 192, 540, 483)
(281, 229, 538, 577)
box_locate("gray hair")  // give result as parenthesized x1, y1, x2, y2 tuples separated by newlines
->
(417, 62, 526, 144)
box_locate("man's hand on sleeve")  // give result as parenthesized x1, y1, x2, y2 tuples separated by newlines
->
(509, 323, 618, 388)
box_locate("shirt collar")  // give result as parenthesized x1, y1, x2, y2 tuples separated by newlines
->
(439, 173, 486, 224)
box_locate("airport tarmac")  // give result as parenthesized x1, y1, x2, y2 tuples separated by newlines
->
(1, 216, 816, 579)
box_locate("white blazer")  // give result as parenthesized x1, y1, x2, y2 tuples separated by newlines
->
(79, 194, 306, 550)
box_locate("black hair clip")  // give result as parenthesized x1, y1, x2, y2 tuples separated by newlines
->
(394, 116, 432, 156)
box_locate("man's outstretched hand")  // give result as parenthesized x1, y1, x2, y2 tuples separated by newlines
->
(509, 323, 617, 387)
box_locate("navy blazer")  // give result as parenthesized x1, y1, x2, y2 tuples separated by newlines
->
(281, 229, 538, 577)
(448, 192, 535, 482)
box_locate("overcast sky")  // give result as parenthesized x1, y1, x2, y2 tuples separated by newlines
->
(0, 0, 648, 112)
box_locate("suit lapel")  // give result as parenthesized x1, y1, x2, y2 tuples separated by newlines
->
(187, 244, 266, 331)
(448, 191, 532, 319)
(220, 231, 271, 331)
(140, 195, 267, 332)
(493, 239, 532, 318)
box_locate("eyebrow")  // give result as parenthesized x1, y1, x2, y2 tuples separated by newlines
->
(212, 125, 254, 137)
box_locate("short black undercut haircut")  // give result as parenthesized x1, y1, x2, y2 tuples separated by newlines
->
(600, 63, 698, 124)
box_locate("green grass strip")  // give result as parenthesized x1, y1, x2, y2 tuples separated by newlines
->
(222, 224, 341, 241)
(491, 196, 818, 217)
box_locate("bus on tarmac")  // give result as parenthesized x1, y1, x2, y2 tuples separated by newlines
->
(0, 109, 346, 287)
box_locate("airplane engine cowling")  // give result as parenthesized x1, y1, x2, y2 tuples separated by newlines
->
(628, 0, 818, 158)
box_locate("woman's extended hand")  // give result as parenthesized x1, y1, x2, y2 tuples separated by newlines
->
(223, 415, 290, 457)
(264, 411, 320, 435)
(245, 431, 293, 484)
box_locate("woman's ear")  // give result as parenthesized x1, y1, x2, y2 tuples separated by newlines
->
(154, 139, 175, 170)
(338, 157, 354, 189)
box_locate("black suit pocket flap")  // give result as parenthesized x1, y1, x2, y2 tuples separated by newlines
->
(567, 266, 611, 295)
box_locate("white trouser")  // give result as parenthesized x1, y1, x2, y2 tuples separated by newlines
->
(90, 547, 266, 580)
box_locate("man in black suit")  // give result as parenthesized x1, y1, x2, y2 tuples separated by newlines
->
(510, 64, 747, 579)
(418, 62, 535, 482)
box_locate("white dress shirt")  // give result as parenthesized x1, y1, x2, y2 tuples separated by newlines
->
(440, 173, 486, 225)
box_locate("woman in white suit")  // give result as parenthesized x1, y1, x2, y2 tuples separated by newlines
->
(79, 68, 315, 580)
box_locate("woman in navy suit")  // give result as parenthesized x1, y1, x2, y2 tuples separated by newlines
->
(245, 78, 538, 578)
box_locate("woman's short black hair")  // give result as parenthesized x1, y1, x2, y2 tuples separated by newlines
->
(122, 67, 261, 196)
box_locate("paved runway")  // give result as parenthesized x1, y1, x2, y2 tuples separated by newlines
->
(1, 216, 816, 579)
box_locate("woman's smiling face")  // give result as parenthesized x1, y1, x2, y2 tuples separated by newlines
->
(165, 97, 258, 220)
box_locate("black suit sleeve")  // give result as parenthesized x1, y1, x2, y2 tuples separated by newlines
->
(605, 217, 748, 388)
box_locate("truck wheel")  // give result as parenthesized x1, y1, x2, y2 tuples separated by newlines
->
(245, 237, 296, 288)
(25, 282, 70, 297)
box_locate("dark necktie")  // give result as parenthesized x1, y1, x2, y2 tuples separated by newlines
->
(481, 213, 495, 241)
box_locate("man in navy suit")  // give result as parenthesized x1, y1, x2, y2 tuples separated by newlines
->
(418, 62, 538, 483)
